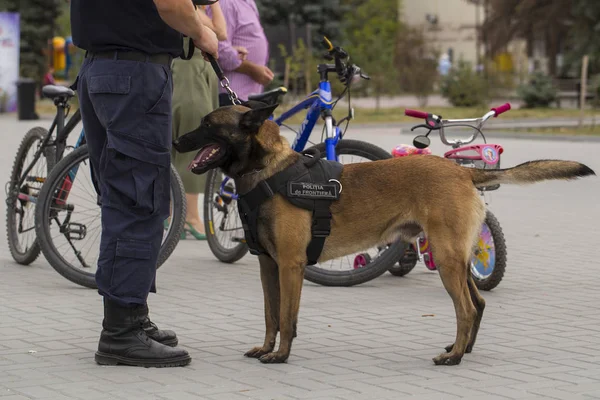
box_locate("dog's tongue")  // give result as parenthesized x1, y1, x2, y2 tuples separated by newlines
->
(188, 144, 221, 170)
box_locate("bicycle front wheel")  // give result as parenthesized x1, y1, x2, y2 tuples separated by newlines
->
(203, 169, 249, 263)
(34, 145, 186, 289)
(302, 139, 407, 287)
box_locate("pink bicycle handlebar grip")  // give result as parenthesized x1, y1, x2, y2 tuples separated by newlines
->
(405, 109, 428, 119)
(491, 103, 511, 117)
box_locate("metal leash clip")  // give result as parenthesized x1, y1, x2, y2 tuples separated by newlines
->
(206, 54, 242, 105)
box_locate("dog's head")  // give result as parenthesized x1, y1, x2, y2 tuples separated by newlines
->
(172, 101, 282, 176)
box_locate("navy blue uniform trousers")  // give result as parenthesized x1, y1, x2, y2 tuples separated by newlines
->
(77, 55, 172, 307)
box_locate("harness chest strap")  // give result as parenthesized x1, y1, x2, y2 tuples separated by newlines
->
(237, 154, 343, 265)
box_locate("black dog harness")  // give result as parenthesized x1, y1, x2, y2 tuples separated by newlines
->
(237, 150, 343, 265)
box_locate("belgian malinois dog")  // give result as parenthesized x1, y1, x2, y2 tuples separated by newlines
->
(173, 101, 595, 366)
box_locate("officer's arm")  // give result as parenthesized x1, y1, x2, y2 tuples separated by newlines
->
(154, 0, 206, 44)
(154, 0, 218, 57)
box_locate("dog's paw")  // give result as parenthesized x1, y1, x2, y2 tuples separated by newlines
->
(433, 352, 463, 366)
(258, 352, 288, 364)
(244, 346, 271, 359)
(445, 343, 473, 354)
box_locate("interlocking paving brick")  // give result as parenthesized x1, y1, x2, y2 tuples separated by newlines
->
(1, 118, 600, 399)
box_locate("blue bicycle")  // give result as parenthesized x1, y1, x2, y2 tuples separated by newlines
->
(203, 38, 406, 287)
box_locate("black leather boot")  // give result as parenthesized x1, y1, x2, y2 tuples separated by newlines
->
(95, 299, 191, 367)
(140, 305, 178, 347)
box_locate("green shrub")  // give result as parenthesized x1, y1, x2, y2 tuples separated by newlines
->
(516, 72, 558, 108)
(440, 60, 488, 107)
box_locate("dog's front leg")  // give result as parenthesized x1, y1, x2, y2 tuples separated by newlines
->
(245, 255, 280, 359)
(258, 258, 304, 364)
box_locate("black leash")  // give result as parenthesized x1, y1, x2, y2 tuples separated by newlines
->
(181, 0, 242, 105)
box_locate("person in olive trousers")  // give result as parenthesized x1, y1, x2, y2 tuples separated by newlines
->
(171, 2, 227, 240)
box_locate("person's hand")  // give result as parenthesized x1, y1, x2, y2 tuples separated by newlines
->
(233, 46, 248, 61)
(192, 25, 218, 61)
(252, 65, 274, 85)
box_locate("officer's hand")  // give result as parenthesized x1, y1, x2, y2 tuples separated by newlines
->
(192, 25, 218, 60)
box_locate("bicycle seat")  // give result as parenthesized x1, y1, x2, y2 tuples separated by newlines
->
(42, 85, 75, 100)
(247, 87, 287, 106)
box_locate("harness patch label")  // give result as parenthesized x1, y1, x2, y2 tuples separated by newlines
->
(288, 182, 339, 200)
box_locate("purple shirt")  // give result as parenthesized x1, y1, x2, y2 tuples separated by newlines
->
(207, 0, 269, 101)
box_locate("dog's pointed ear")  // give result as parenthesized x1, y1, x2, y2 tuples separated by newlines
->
(239, 103, 279, 134)
(241, 99, 269, 110)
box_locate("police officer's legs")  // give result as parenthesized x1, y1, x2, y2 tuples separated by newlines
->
(78, 54, 190, 367)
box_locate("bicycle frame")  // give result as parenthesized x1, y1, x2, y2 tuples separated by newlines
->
(218, 79, 343, 201)
(9, 102, 81, 205)
(54, 128, 87, 206)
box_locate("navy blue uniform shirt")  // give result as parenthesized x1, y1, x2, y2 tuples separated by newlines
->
(70, 0, 183, 57)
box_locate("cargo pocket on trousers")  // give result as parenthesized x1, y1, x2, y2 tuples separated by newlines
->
(110, 239, 154, 296)
(103, 130, 171, 218)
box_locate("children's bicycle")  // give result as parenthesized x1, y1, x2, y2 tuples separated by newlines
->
(384, 104, 510, 291)
(203, 38, 407, 287)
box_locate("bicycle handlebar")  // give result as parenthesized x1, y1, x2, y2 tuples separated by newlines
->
(404, 109, 429, 119)
(321, 36, 368, 85)
(491, 103, 511, 117)
(404, 103, 512, 146)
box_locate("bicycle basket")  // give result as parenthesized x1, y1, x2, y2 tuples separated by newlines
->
(444, 144, 503, 191)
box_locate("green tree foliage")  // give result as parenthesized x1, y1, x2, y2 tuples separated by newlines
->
(256, 0, 349, 47)
(516, 71, 558, 108)
(440, 60, 489, 107)
(563, 1, 600, 76)
(3, 0, 61, 83)
(394, 25, 439, 107)
(341, 0, 400, 109)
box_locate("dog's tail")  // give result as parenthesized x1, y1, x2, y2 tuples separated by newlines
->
(470, 160, 595, 188)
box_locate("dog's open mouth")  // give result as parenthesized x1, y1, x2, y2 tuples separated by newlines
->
(188, 143, 225, 173)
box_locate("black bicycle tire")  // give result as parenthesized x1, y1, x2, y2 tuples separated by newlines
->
(157, 162, 187, 267)
(203, 169, 249, 263)
(6, 127, 49, 265)
(302, 139, 408, 287)
(471, 209, 507, 291)
(35, 145, 186, 289)
(388, 249, 419, 277)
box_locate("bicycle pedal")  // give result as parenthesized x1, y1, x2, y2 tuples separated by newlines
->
(232, 237, 246, 243)
(61, 222, 87, 240)
(214, 196, 227, 212)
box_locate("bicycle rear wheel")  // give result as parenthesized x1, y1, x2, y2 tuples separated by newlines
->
(302, 139, 407, 287)
(34, 145, 186, 289)
(6, 127, 50, 265)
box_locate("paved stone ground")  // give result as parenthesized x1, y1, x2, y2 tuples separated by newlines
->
(1, 114, 600, 399)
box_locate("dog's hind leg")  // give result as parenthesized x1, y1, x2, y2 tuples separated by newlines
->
(430, 239, 477, 366)
(465, 273, 485, 353)
(445, 273, 486, 354)
(245, 255, 281, 359)
(258, 257, 305, 364)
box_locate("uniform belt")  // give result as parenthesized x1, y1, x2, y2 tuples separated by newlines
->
(86, 51, 172, 67)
